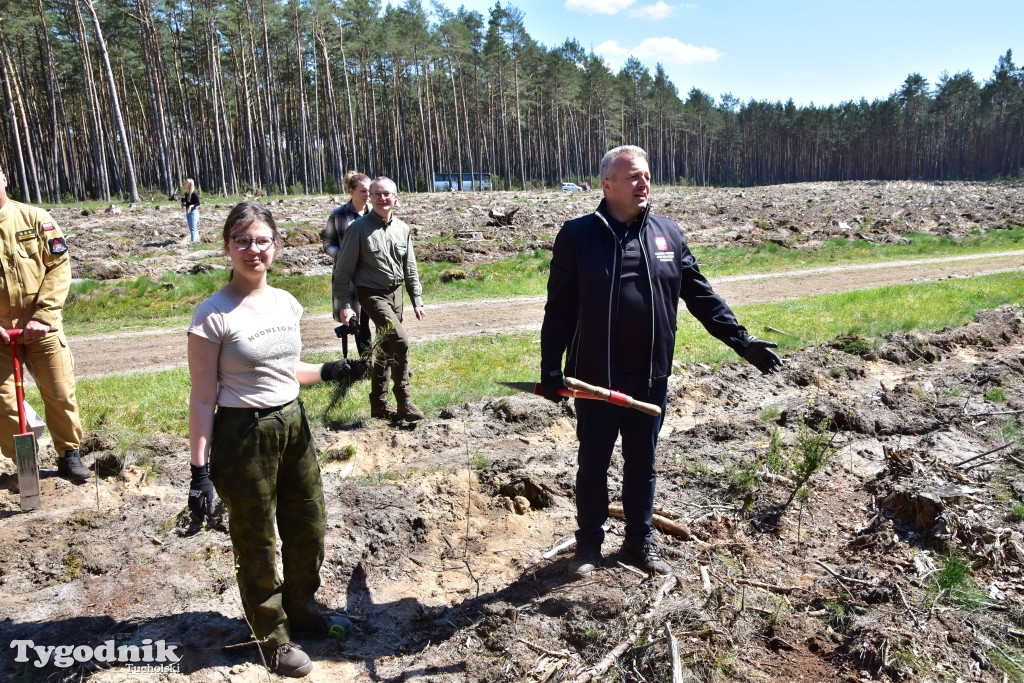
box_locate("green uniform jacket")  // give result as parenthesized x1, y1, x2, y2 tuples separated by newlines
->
(332, 210, 423, 309)
(0, 199, 70, 331)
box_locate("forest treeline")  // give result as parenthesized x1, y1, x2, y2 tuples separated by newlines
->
(1, 0, 1022, 203)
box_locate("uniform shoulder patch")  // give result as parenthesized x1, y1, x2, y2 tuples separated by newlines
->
(48, 237, 68, 255)
(16, 229, 35, 242)
(42, 222, 55, 231)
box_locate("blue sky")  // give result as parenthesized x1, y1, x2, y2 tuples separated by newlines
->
(432, 0, 1023, 107)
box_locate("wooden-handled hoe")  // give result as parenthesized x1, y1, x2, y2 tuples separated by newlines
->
(6, 330, 41, 510)
(498, 376, 662, 416)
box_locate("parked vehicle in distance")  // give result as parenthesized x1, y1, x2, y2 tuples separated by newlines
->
(433, 172, 492, 191)
(561, 183, 583, 192)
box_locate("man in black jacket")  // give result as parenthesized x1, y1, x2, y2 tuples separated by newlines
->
(541, 145, 782, 578)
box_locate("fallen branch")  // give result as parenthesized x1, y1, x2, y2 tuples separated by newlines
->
(666, 623, 683, 683)
(890, 579, 921, 629)
(699, 565, 712, 594)
(516, 638, 571, 658)
(608, 503, 698, 541)
(759, 469, 797, 487)
(956, 442, 1012, 468)
(616, 561, 649, 579)
(814, 560, 875, 586)
(734, 578, 802, 594)
(571, 576, 677, 683)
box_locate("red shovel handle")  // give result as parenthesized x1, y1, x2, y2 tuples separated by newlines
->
(5, 329, 27, 434)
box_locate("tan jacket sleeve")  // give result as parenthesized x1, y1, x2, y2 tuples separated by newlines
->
(30, 211, 71, 329)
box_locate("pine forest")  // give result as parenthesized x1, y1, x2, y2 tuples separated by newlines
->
(1, 0, 1022, 203)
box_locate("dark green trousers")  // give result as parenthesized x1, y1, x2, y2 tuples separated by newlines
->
(357, 285, 412, 402)
(209, 398, 326, 648)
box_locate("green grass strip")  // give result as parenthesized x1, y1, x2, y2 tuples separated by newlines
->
(63, 233, 1024, 335)
(42, 271, 1021, 452)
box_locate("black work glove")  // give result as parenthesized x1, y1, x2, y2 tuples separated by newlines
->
(188, 464, 216, 523)
(540, 370, 566, 403)
(737, 334, 784, 374)
(321, 358, 371, 384)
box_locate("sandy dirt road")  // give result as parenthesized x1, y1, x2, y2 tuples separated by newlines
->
(65, 251, 1023, 378)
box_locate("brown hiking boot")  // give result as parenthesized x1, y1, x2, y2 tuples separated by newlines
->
(395, 400, 424, 422)
(369, 399, 396, 420)
(262, 642, 312, 678)
(58, 449, 91, 483)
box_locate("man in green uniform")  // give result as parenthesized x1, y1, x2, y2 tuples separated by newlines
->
(333, 176, 426, 421)
(0, 167, 88, 484)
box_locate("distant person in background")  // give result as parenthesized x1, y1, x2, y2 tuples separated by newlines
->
(187, 201, 365, 678)
(181, 178, 201, 243)
(0, 166, 89, 486)
(333, 176, 426, 422)
(322, 171, 372, 357)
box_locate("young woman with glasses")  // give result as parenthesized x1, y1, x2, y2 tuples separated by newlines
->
(186, 202, 362, 677)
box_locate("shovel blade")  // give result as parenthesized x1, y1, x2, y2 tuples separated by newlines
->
(15, 432, 40, 510)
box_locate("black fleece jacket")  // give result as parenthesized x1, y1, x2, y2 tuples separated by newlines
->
(541, 199, 749, 387)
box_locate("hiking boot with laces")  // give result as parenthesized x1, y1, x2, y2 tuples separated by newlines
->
(57, 449, 91, 483)
(621, 540, 671, 575)
(566, 546, 602, 579)
(395, 400, 424, 422)
(369, 400, 396, 420)
(264, 642, 312, 678)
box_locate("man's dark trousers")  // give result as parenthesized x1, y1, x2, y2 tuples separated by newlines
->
(573, 372, 668, 550)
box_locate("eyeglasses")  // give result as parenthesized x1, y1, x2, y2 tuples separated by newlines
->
(230, 235, 276, 251)
(370, 191, 395, 199)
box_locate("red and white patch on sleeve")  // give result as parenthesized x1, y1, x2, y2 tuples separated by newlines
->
(42, 222, 55, 231)
(654, 236, 668, 251)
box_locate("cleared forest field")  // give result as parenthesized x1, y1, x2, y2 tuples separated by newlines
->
(1, 181, 1023, 682)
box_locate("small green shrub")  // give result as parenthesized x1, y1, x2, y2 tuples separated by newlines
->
(830, 333, 874, 356)
(63, 552, 83, 581)
(764, 427, 786, 472)
(471, 452, 493, 470)
(288, 182, 305, 196)
(725, 460, 759, 496)
(931, 551, 987, 609)
(823, 599, 853, 632)
(759, 405, 781, 421)
(984, 388, 1006, 402)
(440, 269, 467, 283)
(1009, 503, 1024, 522)
(784, 415, 836, 507)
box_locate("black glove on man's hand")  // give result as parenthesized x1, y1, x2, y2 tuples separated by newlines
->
(738, 335, 784, 374)
(188, 464, 216, 522)
(322, 358, 371, 384)
(540, 371, 566, 403)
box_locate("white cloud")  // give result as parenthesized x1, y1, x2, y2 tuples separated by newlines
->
(565, 0, 637, 16)
(596, 37, 723, 71)
(630, 1, 675, 20)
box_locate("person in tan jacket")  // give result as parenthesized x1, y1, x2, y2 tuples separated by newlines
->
(0, 167, 88, 484)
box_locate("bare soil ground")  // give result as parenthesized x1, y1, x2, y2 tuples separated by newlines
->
(1, 181, 1023, 682)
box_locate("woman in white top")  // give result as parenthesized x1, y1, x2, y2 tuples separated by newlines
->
(187, 202, 362, 678)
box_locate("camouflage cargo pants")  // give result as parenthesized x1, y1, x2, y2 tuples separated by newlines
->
(209, 398, 326, 648)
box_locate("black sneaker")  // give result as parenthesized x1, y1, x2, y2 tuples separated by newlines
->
(566, 546, 602, 579)
(621, 540, 672, 576)
(264, 642, 312, 678)
(57, 449, 91, 483)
